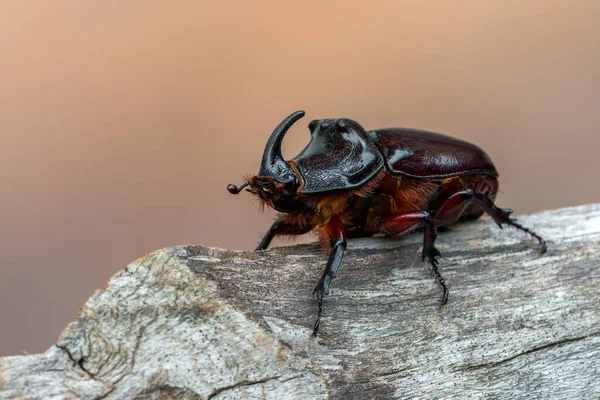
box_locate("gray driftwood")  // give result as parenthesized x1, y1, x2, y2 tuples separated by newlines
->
(1, 204, 599, 399)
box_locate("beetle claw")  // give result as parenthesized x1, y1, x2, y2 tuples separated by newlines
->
(438, 288, 449, 305)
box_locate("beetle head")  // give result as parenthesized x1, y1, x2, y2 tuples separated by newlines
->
(227, 110, 305, 213)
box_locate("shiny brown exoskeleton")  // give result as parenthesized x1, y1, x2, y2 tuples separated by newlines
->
(228, 110, 546, 337)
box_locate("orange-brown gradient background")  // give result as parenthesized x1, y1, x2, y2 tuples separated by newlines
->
(1, 1, 599, 356)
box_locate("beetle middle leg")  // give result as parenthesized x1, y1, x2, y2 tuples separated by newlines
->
(380, 189, 480, 303)
(312, 216, 347, 337)
(380, 210, 449, 303)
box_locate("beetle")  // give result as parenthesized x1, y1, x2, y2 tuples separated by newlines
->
(227, 110, 546, 337)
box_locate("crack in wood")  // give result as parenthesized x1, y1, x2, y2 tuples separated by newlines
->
(55, 345, 97, 380)
(458, 331, 600, 371)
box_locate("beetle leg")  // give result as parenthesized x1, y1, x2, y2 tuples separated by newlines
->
(433, 190, 546, 254)
(427, 189, 478, 303)
(256, 216, 314, 251)
(380, 211, 432, 237)
(430, 189, 546, 301)
(379, 190, 475, 303)
(472, 192, 547, 254)
(379, 211, 449, 303)
(312, 216, 347, 337)
(379, 211, 441, 264)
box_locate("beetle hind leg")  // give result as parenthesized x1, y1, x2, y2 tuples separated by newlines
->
(472, 192, 546, 254)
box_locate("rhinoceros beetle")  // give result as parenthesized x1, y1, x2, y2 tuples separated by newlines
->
(228, 110, 546, 337)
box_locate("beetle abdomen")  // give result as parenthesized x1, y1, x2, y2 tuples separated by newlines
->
(367, 128, 498, 178)
(357, 173, 499, 235)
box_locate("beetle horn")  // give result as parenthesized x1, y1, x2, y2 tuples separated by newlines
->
(258, 110, 305, 182)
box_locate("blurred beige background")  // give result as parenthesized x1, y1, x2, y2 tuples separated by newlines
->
(1, 1, 599, 356)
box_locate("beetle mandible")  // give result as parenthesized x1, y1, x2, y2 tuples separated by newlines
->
(227, 110, 546, 337)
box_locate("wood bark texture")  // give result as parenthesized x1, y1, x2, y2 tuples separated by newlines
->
(1, 204, 599, 399)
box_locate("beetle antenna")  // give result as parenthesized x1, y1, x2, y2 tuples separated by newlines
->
(227, 182, 248, 194)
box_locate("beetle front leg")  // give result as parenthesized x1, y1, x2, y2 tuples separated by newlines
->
(256, 216, 314, 251)
(312, 216, 347, 337)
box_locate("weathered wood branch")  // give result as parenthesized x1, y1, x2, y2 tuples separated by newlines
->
(1, 204, 599, 399)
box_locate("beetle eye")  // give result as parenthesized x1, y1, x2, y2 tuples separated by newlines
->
(281, 176, 299, 196)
